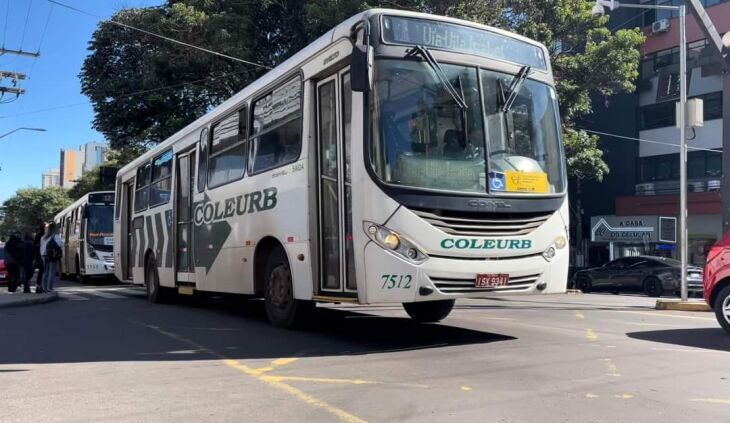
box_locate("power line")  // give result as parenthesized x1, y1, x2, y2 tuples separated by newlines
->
(36, 2, 52, 52)
(580, 128, 722, 153)
(2, 0, 9, 47)
(19, 0, 33, 51)
(0, 69, 250, 119)
(45, 0, 271, 70)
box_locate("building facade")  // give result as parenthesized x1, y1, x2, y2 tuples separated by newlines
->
(579, 0, 730, 267)
(41, 168, 60, 188)
(59, 142, 108, 188)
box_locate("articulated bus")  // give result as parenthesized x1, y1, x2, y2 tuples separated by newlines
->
(114, 9, 568, 327)
(56, 191, 116, 283)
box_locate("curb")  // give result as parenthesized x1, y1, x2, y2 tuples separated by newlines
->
(655, 299, 711, 312)
(0, 292, 58, 309)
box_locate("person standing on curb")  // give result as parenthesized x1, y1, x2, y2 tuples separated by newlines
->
(5, 232, 23, 293)
(20, 233, 36, 293)
(40, 222, 63, 293)
(33, 223, 46, 294)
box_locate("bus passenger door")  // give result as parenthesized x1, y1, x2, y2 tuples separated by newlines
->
(64, 216, 72, 275)
(175, 151, 196, 285)
(123, 181, 135, 280)
(316, 69, 356, 295)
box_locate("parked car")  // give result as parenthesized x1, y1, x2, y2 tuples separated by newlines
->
(573, 255, 703, 297)
(703, 234, 730, 334)
(0, 243, 6, 284)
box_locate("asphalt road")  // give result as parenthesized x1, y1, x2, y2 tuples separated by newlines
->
(1, 279, 729, 423)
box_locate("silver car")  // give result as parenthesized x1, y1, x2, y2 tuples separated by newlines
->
(573, 256, 703, 297)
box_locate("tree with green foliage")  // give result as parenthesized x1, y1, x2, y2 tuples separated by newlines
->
(0, 188, 72, 238)
(80, 0, 644, 182)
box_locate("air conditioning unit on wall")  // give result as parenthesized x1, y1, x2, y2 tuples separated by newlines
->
(651, 19, 671, 35)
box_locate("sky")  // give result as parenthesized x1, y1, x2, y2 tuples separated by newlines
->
(0, 0, 164, 204)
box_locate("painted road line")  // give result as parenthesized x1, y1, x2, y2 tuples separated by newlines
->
(574, 312, 585, 320)
(138, 322, 367, 423)
(652, 347, 730, 354)
(585, 328, 598, 342)
(690, 398, 730, 405)
(263, 375, 428, 388)
(614, 310, 716, 321)
(58, 292, 90, 301)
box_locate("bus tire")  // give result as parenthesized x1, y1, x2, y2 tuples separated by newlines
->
(403, 299, 455, 323)
(75, 256, 87, 284)
(145, 255, 171, 304)
(263, 246, 312, 329)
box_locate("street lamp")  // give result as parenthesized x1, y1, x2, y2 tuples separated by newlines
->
(0, 127, 47, 139)
(593, 0, 690, 301)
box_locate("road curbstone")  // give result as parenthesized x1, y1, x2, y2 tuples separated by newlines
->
(0, 291, 58, 309)
(655, 299, 711, 312)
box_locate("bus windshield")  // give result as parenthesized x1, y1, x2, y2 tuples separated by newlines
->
(369, 59, 565, 195)
(87, 205, 114, 250)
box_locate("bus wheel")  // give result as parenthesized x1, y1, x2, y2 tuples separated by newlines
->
(75, 256, 86, 284)
(145, 256, 170, 304)
(264, 246, 312, 328)
(403, 299, 455, 323)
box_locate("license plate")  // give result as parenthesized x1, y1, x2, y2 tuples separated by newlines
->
(475, 273, 509, 288)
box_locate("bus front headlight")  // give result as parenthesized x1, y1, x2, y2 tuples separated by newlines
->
(543, 235, 567, 262)
(363, 221, 428, 264)
(87, 244, 99, 260)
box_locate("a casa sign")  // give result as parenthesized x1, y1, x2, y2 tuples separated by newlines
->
(590, 215, 676, 244)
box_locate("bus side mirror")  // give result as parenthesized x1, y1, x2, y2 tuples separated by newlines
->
(351, 44, 372, 92)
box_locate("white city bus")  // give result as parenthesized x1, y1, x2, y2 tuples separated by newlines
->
(56, 191, 116, 283)
(114, 9, 568, 327)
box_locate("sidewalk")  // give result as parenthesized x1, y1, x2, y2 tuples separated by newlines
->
(0, 289, 58, 309)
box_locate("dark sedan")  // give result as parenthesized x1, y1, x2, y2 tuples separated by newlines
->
(573, 256, 703, 297)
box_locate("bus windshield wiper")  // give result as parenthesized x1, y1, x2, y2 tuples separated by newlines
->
(407, 45, 468, 111)
(499, 65, 531, 112)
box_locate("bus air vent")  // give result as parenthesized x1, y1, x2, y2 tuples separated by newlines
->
(411, 208, 551, 237)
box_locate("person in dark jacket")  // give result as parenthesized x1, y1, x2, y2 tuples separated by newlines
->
(20, 233, 36, 293)
(5, 232, 23, 293)
(33, 223, 46, 293)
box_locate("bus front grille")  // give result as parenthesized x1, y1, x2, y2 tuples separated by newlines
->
(411, 208, 551, 237)
(429, 273, 540, 294)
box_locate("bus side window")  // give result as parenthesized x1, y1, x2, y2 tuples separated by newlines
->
(249, 76, 302, 174)
(197, 127, 209, 192)
(79, 206, 86, 239)
(208, 110, 246, 188)
(134, 162, 152, 212)
(150, 150, 173, 207)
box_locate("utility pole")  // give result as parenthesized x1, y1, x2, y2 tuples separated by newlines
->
(0, 46, 40, 101)
(0, 47, 40, 58)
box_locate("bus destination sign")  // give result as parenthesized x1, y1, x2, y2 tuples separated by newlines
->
(381, 16, 547, 70)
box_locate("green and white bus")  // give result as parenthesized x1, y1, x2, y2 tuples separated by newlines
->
(114, 9, 568, 327)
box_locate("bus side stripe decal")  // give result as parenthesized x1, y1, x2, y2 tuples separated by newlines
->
(146, 215, 154, 262)
(154, 213, 164, 268)
(164, 211, 173, 268)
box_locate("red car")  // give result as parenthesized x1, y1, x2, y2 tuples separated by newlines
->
(0, 244, 6, 284)
(703, 234, 730, 334)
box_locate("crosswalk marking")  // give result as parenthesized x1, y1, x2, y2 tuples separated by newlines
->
(56, 286, 146, 301)
(58, 292, 90, 301)
(85, 290, 126, 299)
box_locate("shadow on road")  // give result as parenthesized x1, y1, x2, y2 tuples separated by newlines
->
(0, 296, 515, 365)
(627, 328, 730, 352)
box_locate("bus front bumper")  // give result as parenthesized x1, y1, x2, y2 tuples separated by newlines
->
(362, 242, 569, 304)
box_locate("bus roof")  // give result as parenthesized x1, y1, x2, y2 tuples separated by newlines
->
(118, 9, 550, 177)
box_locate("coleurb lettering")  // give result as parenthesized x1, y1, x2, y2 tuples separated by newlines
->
(440, 238, 532, 250)
(194, 188, 278, 226)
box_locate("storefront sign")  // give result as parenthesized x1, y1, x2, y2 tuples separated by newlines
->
(590, 215, 676, 244)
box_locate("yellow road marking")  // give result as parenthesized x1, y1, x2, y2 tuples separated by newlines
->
(272, 357, 298, 367)
(690, 398, 730, 405)
(585, 328, 598, 342)
(461, 386, 473, 392)
(574, 312, 585, 320)
(614, 394, 634, 399)
(585, 393, 599, 399)
(137, 323, 367, 423)
(617, 310, 715, 321)
(601, 359, 621, 377)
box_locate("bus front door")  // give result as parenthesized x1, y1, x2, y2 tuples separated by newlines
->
(175, 151, 196, 286)
(123, 181, 134, 280)
(316, 69, 356, 295)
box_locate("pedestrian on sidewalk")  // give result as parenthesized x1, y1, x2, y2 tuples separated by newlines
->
(40, 222, 63, 293)
(33, 223, 46, 293)
(20, 233, 36, 293)
(5, 232, 23, 293)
